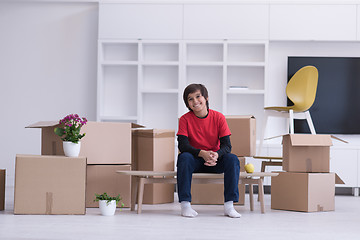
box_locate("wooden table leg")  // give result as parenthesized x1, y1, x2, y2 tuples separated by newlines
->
(258, 178, 265, 214)
(131, 176, 138, 211)
(137, 177, 145, 214)
(249, 183, 254, 211)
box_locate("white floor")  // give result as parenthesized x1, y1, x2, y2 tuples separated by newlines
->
(1, 187, 359, 240)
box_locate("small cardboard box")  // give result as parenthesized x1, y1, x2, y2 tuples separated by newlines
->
(191, 157, 245, 205)
(26, 121, 143, 164)
(0, 169, 5, 211)
(132, 129, 175, 204)
(14, 155, 86, 215)
(226, 116, 256, 157)
(271, 172, 335, 212)
(86, 164, 131, 208)
(282, 134, 333, 172)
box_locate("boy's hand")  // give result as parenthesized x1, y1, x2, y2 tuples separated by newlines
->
(199, 150, 218, 166)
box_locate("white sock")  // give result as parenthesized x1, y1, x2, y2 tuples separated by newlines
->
(180, 201, 198, 218)
(224, 201, 241, 218)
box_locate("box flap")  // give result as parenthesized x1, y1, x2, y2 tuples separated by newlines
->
(26, 121, 60, 128)
(225, 115, 255, 119)
(133, 129, 175, 138)
(288, 134, 333, 147)
(331, 135, 348, 144)
(131, 123, 145, 128)
(335, 173, 345, 184)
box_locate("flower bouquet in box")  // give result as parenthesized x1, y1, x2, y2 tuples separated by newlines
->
(54, 114, 88, 157)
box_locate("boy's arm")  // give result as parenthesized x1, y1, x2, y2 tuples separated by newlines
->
(216, 135, 232, 159)
(177, 135, 201, 157)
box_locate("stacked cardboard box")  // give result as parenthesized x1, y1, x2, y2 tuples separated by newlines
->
(14, 155, 86, 215)
(271, 134, 344, 212)
(0, 169, 5, 211)
(190, 116, 256, 205)
(26, 121, 142, 208)
(132, 129, 176, 204)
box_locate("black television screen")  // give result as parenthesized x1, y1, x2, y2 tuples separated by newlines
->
(288, 57, 360, 134)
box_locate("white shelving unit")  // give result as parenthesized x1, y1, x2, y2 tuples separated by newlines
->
(98, 40, 268, 135)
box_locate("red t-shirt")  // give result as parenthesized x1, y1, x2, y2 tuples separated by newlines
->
(177, 109, 231, 152)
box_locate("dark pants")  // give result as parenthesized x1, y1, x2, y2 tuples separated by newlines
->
(176, 152, 240, 203)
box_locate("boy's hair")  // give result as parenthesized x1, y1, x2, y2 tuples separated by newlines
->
(183, 83, 209, 111)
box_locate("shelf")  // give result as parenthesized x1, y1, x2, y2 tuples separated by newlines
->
(140, 89, 178, 94)
(141, 62, 179, 66)
(98, 40, 267, 137)
(227, 89, 265, 94)
(102, 43, 138, 61)
(101, 61, 138, 66)
(186, 62, 224, 66)
(227, 62, 265, 67)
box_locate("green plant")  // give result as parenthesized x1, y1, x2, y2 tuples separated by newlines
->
(94, 192, 125, 207)
(54, 114, 87, 143)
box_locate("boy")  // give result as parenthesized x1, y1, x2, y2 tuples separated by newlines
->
(177, 83, 241, 218)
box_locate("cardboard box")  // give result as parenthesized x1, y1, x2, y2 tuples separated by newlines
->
(14, 155, 86, 215)
(191, 157, 245, 205)
(0, 169, 5, 211)
(282, 134, 333, 172)
(271, 172, 335, 212)
(132, 129, 175, 204)
(86, 165, 131, 208)
(26, 121, 143, 164)
(226, 116, 256, 157)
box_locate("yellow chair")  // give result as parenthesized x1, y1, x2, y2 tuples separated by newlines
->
(258, 65, 319, 155)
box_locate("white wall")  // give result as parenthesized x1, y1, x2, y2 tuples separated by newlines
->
(0, 2, 98, 186)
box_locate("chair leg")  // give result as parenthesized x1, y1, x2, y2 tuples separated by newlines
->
(305, 111, 316, 134)
(249, 183, 254, 211)
(289, 109, 294, 134)
(257, 110, 269, 156)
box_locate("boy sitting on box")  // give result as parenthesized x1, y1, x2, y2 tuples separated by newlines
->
(177, 83, 241, 218)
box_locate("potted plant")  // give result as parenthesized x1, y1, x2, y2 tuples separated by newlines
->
(94, 192, 125, 216)
(54, 113, 88, 157)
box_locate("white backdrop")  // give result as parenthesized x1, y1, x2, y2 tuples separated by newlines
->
(0, 2, 98, 186)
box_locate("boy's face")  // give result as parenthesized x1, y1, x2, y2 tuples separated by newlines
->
(187, 90, 208, 115)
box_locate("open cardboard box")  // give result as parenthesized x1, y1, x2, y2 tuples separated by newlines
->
(26, 121, 143, 164)
(226, 115, 256, 157)
(281, 134, 347, 172)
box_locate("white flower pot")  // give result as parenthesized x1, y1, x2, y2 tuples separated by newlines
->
(63, 141, 81, 157)
(99, 200, 117, 216)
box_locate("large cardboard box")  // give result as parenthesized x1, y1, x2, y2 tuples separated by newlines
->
(132, 129, 175, 204)
(14, 155, 86, 215)
(191, 157, 246, 205)
(271, 172, 335, 212)
(26, 121, 143, 164)
(226, 116, 256, 157)
(282, 134, 332, 172)
(86, 165, 131, 208)
(0, 169, 5, 211)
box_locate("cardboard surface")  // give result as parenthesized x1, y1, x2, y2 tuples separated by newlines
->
(86, 165, 131, 208)
(132, 129, 175, 204)
(191, 157, 245, 205)
(27, 121, 143, 164)
(282, 134, 332, 172)
(271, 172, 335, 212)
(226, 116, 256, 157)
(14, 155, 86, 215)
(0, 169, 5, 211)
